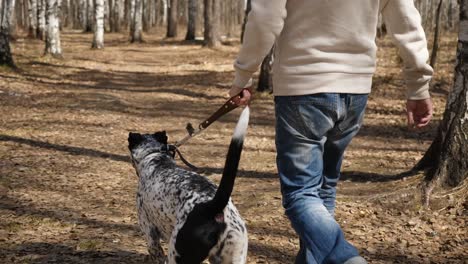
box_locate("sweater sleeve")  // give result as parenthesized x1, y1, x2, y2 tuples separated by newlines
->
(381, 0, 433, 100)
(232, 0, 287, 92)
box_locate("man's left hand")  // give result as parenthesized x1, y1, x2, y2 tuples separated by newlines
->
(406, 98, 433, 129)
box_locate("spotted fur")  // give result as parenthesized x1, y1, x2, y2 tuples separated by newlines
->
(128, 107, 250, 264)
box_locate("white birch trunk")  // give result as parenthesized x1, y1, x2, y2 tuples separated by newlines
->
(1, 0, 15, 66)
(37, 0, 46, 39)
(28, 0, 38, 37)
(85, 0, 93, 31)
(79, 0, 87, 30)
(92, 0, 104, 48)
(44, 0, 62, 57)
(162, 0, 167, 26)
(130, 0, 142, 42)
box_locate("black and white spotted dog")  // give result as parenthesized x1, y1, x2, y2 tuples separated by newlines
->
(128, 107, 249, 264)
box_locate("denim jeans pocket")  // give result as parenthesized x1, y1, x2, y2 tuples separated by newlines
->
(337, 94, 368, 132)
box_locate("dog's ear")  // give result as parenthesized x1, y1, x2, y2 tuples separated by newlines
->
(128, 132, 144, 150)
(153, 131, 168, 145)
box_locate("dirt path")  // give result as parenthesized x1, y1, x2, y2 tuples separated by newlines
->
(0, 31, 465, 263)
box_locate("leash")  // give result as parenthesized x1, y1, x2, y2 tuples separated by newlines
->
(170, 91, 244, 170)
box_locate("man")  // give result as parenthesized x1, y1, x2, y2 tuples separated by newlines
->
(230, 0, 433, 263)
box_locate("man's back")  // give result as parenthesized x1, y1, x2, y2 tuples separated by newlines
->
(233, 0, 432, 100)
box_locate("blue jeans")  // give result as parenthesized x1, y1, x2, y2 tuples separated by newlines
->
(275, 93, 368, 264)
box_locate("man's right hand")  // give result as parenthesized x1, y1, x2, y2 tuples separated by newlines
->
(231, 88, 252, 106)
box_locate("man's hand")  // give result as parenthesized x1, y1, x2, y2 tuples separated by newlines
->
(230, 87, 252, 106)
(406, 98, 433, 129)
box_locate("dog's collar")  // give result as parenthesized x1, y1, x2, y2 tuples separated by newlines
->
(160, 144, 176, 158)
(160, 144, 198, 171)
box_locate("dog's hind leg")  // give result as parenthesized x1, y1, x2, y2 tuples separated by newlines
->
(218, 231, 248, 264)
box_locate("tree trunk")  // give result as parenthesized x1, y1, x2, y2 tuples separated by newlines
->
(415, 0, 468, 207)
(166, 0, 177, 37)
(0, 0, 15, 67)
(79, 0, 87, 30)
(240, 0, 250, 43)
(44, 0, 62, 57)
(8, 0, 16, 39)
(28, 0, 38, 37)
(37, 0, 46, 39)
(203, 0, 220, 47)
(257, 46, 274, 93)
(92, 0, 104, 48)
(85, 0, 93, 31)
(161, 0, 167, 26)
(430, 0, 444, 69)
(129, 0, 142, 42)
(185, 0, 196, 40)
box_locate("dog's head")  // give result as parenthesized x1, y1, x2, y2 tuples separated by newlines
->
(128, 131, 168, 164)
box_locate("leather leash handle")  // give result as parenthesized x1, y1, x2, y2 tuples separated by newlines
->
(198, 93, 241, 130)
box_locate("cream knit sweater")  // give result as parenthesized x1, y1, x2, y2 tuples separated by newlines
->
(232, 0, 433, 100)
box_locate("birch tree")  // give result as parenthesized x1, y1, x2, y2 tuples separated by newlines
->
(44, 0, 62, 57)
(166, 0, 177, 37)
(28, 0, 38, 37)
(92, 0, 104, 48)
(37, 0, 46, 39)
(85, 0, 93, 31)
(129, 0, 142, 42)
(204, 0, 220, 47)
(0, 0, 15, 67)
(415, 0, 468, 207)
(185, 0, 196, 40)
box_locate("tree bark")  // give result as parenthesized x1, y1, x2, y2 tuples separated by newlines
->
(257, 46, 274, 93)
(28, 0, 38, 37)
(44, 0, 62, 57)
(92, 0, 104, 48)
(240, 0, 250, 43)
(129, 0, 142, 42)
(166, 0, 177, 37)
(85, 0, 93, 31)
(203, 0, 220, 47)
(415, 0, 468, 206)
(37, 0, 46, 39)
(0, 0, 15, 67)
(185, 0, 196, 40)
(430, 0, 444, 69)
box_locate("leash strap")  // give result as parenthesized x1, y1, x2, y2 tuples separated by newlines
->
(198, 94, 240, 130)
(174, 148, 199, 171)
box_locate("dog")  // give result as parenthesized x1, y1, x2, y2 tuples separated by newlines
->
(128, 107, 250, 264)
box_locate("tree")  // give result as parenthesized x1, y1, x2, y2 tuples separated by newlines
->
(92, 0, 104, 48)
(0, 0, 15, 67)
(44, 0, 62, 57)
(37, 0, 46, 39)
(257, 47, 274, 93)
(85, 0, 93, 31)
(129, 0, 143, 42)
(203, 0, 220, 47)
(430, 0, 444, 69)
(185, 0, 196, 40)
(415, 0, 468, 207)
(28, 0, 38, 37)
(166, 0, 177, 37)
(240, 0, 250, 43)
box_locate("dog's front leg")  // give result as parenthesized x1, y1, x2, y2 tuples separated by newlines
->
(138, 206, 166, 263)
(166, 231, 179, 264)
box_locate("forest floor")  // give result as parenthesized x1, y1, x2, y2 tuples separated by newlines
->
(0, 31, 466, 264)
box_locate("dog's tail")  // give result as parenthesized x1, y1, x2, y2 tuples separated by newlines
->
(208, 106, 250, 215)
